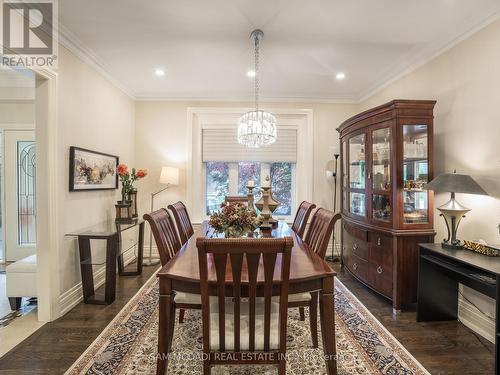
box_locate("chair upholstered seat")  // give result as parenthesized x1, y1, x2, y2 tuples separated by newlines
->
(209, 298, 280, 351)
(288, 292, 312, 303)
(174, 291, 201, 304)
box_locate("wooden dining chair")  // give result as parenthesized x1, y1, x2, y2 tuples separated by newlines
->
(224, 195, 248, 205)
(288, 208, 341, 348)
(197, 236, 294, 375)
(291, 201, 316, 238)
(168, 201, 194, 245)
(143, 209, 200, 323)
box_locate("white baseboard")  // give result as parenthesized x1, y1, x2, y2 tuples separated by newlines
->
(458, 296, 495, 343)
(59, 250, 137, 316)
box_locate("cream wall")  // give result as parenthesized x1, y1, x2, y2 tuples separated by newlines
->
(0, 86, 34, 124)
(57, 46, 136, 297)
(360, 19, 500, 331)
(134, 100, 357, 235)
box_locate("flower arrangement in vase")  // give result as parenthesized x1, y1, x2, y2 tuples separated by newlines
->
(209, 202, 259, 238)
(116, 164, 147, 220)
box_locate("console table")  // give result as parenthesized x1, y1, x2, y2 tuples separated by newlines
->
(66, 219, 145, 305)
(417, 243, 499, 374)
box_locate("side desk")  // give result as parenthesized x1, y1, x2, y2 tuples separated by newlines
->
(417, 243, 500, 374)
(66, 219, 145, 305)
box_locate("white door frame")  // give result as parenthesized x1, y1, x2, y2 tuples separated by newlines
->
(34, 68, 59, 322)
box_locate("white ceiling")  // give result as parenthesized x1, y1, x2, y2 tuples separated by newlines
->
(59, 0, 500, 101)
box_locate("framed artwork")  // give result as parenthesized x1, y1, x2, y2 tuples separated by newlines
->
(69, 147, 119, 191)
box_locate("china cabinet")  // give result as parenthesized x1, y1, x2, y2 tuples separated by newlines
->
(338, 100, 436, 311)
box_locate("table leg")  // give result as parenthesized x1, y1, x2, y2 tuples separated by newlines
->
(319, 276, 337, 375)
(416, 256, 458, 322)
(105, 234, 118, 304)
(495, 276, 500, 375)
(137, 222, 144, 275)
(157, 278, 174, 375)
(117, 223, 145, 276)
(78, 237, 94, 303)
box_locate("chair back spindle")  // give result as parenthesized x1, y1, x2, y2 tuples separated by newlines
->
(291, 201, 317, 238)
(304, 208, 341, 258)
(197, 237, 293, 368)
(168, 201, 194, 245)
(143, 209, 182, 266)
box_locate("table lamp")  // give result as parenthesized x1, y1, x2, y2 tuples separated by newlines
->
(424, 170, 488, 249)
(145, 166, 179, 266)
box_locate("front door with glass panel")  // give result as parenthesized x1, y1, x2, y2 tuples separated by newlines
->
(4, 130, 36, 261)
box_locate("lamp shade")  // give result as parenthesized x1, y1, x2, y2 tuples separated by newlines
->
(424, 172, 488, 195)
(159, 166, 179, 185)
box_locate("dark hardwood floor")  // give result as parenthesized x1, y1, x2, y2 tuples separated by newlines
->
(0, 263, 159, 375)
(0, 262, 494, 374)
(333, 262, 494, 375)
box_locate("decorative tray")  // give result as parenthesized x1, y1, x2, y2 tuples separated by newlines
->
(463, 240, 500, 257)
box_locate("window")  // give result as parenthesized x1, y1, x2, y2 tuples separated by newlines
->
(205, 162, 295, 217)
(238, 162, 260, 196)
(270, 162, 292, 215)
(17, 141, 36, 245)
(206, 162, 229, 214)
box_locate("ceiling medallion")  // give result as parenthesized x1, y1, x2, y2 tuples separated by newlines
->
(237, 29, 277, 149)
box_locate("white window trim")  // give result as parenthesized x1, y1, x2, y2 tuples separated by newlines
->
(187, 107, 313, 223)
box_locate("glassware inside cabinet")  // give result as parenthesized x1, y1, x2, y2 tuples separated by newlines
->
(348, 134, 365, 189)
(403, 125, 429, 224)
(373, 194, 391, 221)
(350, 192, 366, 216)
(372, 128, 391, 191)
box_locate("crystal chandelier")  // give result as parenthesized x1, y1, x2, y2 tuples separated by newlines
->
(238, 29, 277, 149)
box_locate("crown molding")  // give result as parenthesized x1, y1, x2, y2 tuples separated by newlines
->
(357, 9, 500, 103)
(58, 23, 136, 99)
(135, 93, 358, 104)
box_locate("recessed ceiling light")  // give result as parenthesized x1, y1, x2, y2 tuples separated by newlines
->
(336, 72, 346, 80)
(247, 70, 256, 77)
(155, 69, 166, 77)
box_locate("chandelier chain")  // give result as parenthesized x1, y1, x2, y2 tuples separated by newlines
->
(254, 34, 259, 111)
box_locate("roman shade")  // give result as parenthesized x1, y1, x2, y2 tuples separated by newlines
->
(202, 126, 297, 162)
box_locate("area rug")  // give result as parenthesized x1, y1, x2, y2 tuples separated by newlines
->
(66, 274, 429, 375)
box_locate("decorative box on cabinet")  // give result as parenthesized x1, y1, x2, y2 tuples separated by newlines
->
(338, 100, 436, 312)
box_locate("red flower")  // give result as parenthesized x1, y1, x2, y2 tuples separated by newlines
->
(117, 164, 129, 176)
(136, 169, 148, 178)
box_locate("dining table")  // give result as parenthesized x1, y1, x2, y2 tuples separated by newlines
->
(156, 220, 338, 375)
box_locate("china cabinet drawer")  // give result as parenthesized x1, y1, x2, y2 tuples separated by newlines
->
(345, 253, 368, 282)
(343, 223, 368, 242)
(369, 266, 393, 298)
(368, 241, 393, 298)
(368, 232, 393, 250)
(343, 228, 369, 261)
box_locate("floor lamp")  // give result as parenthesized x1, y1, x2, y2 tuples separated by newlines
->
(325, 153, 340, 263)
(144, 166, 179, 266)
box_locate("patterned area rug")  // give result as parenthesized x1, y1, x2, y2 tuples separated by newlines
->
(66, 274, 429, 375)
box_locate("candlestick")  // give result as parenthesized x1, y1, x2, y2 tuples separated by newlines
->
(246, 184, 256, 213)
(261, 175, 270, 188)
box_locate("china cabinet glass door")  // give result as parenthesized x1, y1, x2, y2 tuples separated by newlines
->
(348, 133, 366, 217)
(402, 125, 429, 224)
(371, 127, 391, 222)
